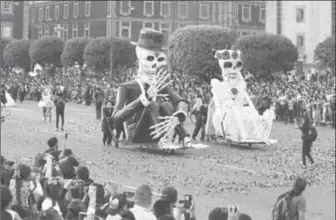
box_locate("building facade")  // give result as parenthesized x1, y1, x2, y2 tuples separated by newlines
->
(1, 1, 29, 39)
(112, 1, 265, 44)
(29, 1, 108, 40)
(28, 1, 265, 44)
(266, 1, 334, 64)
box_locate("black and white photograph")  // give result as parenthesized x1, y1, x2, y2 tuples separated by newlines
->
(0, 1, 335, 220)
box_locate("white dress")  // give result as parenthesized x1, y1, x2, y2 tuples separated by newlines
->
(205, 78, 276, 144)
(4, 92, 16, 107)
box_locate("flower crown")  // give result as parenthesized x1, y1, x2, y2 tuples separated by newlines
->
(212, 45, 242, 61)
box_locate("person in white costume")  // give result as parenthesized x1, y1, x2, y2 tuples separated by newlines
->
(38, 86, 54, 121)
(205, 47, 276, 144)
(4, 91, 16, 107)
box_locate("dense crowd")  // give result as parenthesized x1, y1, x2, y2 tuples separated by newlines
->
(1, 67, 335, 128)
(1, 136, 308, 220)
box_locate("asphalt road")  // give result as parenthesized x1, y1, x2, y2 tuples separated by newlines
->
(1, 101, 335, 220)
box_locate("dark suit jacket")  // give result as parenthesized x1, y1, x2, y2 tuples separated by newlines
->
(112, 80, 185, 124)
(299, 111, 312, 140)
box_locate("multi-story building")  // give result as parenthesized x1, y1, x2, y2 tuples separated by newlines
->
(1, 1, 29, 39)
(29, 1, 108, 40)
(29, 1, 265, 44)
(236, 1, 266, 36)
(112, 1, 265, 45)
(266, 1, 334, 64)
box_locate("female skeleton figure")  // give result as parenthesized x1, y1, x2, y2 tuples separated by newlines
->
(205, 47, 276, 144)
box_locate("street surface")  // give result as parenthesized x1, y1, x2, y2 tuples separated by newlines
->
(1, 101, 335, 220)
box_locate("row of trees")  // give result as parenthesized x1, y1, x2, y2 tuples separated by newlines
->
(1, 36, 136, 75)
(1, 25, 334, 80)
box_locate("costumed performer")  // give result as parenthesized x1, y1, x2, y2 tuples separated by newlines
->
(38, 86, 54, 121)
(205, 46, 276, 144)
(111, 29, 191, 149)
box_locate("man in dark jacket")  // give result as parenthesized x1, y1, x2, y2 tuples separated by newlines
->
(102, 101, 114, 146)
(55, 87, 66, 131)
(191, 96, 207, 141)
(94, 87, 105, 120)
(299, 107, 315, 169)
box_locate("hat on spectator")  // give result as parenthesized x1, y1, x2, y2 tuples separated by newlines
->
(132, 29, 164, 51)
(208, 207, 228, 220)
(134, 184, 152, 206)
(161, 186, 178, 204)
(239, 213, 252, 220)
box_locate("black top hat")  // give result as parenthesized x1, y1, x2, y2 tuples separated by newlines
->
(132, 29, 164, 51)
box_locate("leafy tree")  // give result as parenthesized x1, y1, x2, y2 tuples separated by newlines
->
(61, 37, 92, 68)
(83, 36, 136, 73)
(168, 25, 237, 81)
(314, 36, 335, 73)
(0, 39, 11, 69)
(29, 36, 65, 68)
(3, 39, 31, 70)
(235, 33, 298, 76)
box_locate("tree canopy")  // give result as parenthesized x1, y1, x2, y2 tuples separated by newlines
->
(61, 37, 92, 68)
(29, 36, 65, 68)
(235, 33, 298, 76)
(168, 25, 237, 81)
(3, 39, 31, 70)
(314, 36, 335, 73)
(0, 39, 11, 69)
(83, 36, 136, 73)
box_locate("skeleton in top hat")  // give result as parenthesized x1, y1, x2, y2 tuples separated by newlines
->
(205, 46, 276, 144)
(111, 29, 191, 149)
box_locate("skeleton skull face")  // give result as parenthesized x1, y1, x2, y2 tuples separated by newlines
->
(213, 49, 243, 80)
(136, 46, 167, 83)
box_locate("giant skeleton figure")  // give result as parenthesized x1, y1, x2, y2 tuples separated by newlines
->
(111, 29, 193, 149)
(205, 47, 276, 144)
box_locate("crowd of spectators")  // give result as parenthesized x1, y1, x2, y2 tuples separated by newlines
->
(1, 135, 310, 220)
(1, 66, 335, 128)
(1, 136, 262, 220)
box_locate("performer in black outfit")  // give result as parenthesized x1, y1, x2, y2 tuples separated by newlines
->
(191, 96, 207, 141)
(299, 108, 315, 168)
(102, 101, 113, 145)
(54, 87, 65, 131)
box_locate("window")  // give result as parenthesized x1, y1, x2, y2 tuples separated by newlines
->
(242, 4, 251, 22)
(54, 25, 62, 37)
(84, 23, 90, 37)
(178, 2, 188, 19)
(55, 4, 59, 20)
(1, 1, 13, 14)
(119, 21, 131, 38)
(178, 23, 188, 28)
(296, 34, 305, 51)
(143, 21, 154, 29)
(31, 8, 36, 22)
(1, 22, 13, 38)
(39, 7, 43, 21)
(45, 6, 50, 21)
(120, 1, 132, 16)
(72, 23, 78, 38)
(143, 1, 154, 17)
(38, 26, 42, 38)
(159, 22, 171, 45)
(73, 2, 79, 18)
(63, 24, 68, 40)
(199, 2, 210, 20)
(296, 7, 304, 23)
(64, 2, 69, 19)
(44, 25, 49, 36)
(85, 1, 91, 17)
(160, 1, 171, 18)
(259, 5, 265, 23)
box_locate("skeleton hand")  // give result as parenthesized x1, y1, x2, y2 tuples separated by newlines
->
(147, 68, 172, 100)
(149, 111, 186, 140)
